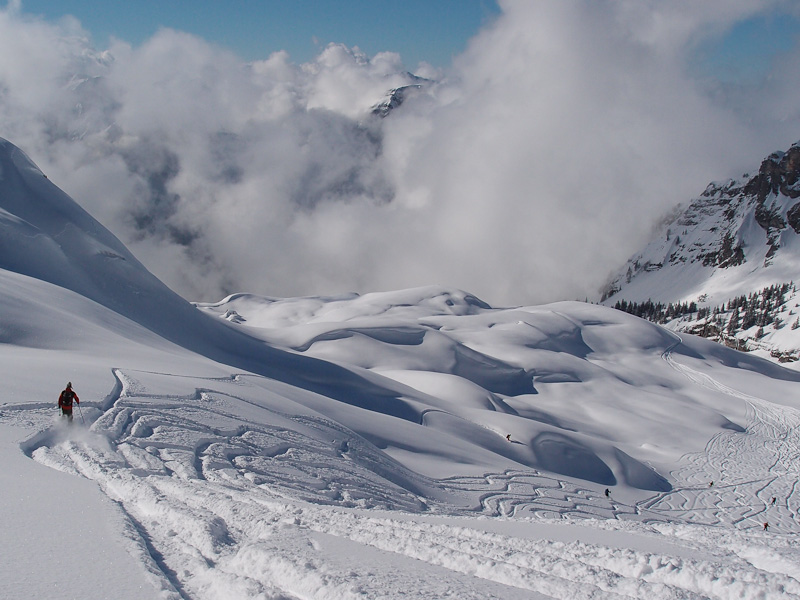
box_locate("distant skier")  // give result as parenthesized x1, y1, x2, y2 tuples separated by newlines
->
(771, 497, 777, 506)
(709, 481, 714, 487)
(506, 434, 511, 442)
(763, 522, 769, 531)
(57, 382, 80, 422)
(604, 488, 611, 498)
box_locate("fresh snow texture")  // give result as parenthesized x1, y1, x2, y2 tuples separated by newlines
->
(2, 137, 800, 599)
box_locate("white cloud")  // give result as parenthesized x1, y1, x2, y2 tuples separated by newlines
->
(1, 1, 799, 306)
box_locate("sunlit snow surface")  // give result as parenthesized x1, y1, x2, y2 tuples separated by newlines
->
(2, 137, 800, 598)
(3, 282, 800, 599)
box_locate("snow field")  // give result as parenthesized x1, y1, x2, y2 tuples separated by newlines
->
(652, 340, 800, 535)
(3, 133, 800, 598)
(13, 363, 800, 599)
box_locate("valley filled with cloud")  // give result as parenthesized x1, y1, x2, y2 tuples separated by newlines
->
(1, 0, 799, 306)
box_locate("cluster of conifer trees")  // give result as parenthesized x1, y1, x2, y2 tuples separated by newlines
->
(721, 283, 795, 334)
(612, 299, 697, 324)
(612, 283, 797, 342)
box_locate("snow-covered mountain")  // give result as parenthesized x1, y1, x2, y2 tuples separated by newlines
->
(370, 81, 428, 118)
(602, 141, 800, 363)
(2, 136, 800, 599)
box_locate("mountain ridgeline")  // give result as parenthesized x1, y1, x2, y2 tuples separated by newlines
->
(603, 141, 800, 363)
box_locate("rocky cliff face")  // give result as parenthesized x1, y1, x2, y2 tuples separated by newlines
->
(747, 144, 800, 261)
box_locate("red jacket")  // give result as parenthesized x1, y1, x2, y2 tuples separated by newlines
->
(58, 389, 80, 410)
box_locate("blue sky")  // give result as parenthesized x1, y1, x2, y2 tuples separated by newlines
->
(696, 12, 800, 83)
(20, 0, 501, 68)
(14, 1, 800, 78)
(13, 1, 799, 80)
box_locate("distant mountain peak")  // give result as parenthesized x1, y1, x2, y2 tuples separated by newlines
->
(371, 74, 432, 118)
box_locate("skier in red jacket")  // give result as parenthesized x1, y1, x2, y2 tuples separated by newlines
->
(58, 382, 80, 422)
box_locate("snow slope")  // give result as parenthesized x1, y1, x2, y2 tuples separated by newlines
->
(2, 137, 800, 598)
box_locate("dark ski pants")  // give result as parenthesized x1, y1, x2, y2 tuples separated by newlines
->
(61, 408, 73, 422)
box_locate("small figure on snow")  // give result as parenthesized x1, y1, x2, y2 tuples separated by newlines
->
(771, 497, 777, 506)
(763, 522, 769, 531)
(57, 382, 80, 422)
(604, 488, 611, 498)
(709, 481, 714, 487)
(506, 434, 511, 442)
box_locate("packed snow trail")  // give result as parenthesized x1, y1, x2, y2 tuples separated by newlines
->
(20, 368, 800, 600)
(649, 335, 800, 535)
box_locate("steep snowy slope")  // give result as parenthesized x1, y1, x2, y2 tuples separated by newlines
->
(3, 137, 800, 598)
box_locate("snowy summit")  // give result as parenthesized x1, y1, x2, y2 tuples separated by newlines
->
(1, 137, 800, 598)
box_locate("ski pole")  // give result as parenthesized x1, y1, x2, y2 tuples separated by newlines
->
(77, 402, 85, 425)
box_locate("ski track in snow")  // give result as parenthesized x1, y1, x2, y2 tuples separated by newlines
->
(655, 335, 800, 535)
(4, 365, 800, 599)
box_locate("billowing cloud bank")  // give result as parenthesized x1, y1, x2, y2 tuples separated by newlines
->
(1, 0, 799, 305)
